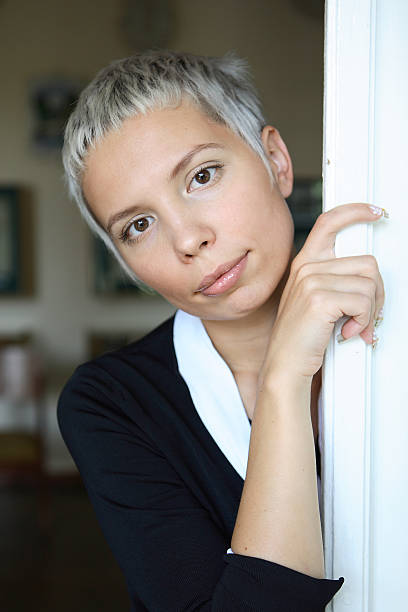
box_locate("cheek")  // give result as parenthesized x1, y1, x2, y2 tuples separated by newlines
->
(224, 180, 283, 238)
(120, 248, 186, 302)
(234, 182, 294, 268)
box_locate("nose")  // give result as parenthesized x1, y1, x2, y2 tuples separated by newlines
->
(170, 215, 216, 261)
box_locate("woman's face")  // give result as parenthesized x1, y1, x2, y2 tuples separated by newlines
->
(82, 98, 295, 320)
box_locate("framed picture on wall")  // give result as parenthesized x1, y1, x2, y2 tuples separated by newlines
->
(286, 178, 322, 253)
(29, 77, 84, 151)
(0, 188, 20, 294)
(0, 187, 34, 296)
(92, 234, 157, 296)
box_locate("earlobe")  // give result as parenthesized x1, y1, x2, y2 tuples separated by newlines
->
(261, 125, 294, 199)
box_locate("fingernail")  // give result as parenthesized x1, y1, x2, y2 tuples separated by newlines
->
(369, 205, 390, 219)
(372, 330, 380, 350)
(336, 333, 348, 344)
(374, 306, 384, 328)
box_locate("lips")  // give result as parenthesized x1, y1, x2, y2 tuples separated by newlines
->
(195, 251, 249, 293)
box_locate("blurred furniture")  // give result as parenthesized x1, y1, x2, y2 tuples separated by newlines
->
(0, 335, 50, 537)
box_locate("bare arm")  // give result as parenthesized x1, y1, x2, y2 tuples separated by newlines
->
(231, 374, 324, 578)
(231, 203, 387, 582)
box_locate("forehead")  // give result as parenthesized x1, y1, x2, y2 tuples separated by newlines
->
(82, 99, 248, 219)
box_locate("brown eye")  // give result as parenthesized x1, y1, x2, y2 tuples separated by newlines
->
(195, 168, 211, 184)
(189, 165, 222, 192)
(120, 215, 155, 244)
(134, 218, 149, 232)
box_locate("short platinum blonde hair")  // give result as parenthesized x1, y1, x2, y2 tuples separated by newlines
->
(62, 49, 271, 290)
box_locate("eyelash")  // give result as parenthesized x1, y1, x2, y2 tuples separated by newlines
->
(118, 163, 224, 245)
(188, 163, 223, 192)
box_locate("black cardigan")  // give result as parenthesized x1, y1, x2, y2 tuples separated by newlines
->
(57, 313, 344, 611)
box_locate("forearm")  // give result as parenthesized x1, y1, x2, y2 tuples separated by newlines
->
(230, 375, 324, 579)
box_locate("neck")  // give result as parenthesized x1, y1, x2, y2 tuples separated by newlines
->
(202, 252, 293, 378)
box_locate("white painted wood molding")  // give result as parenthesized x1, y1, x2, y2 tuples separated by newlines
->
(322, 0, 408, 610)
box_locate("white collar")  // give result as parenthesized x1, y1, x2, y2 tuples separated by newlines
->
(173, 308, 323, 488)
(173, 308, 251, 480)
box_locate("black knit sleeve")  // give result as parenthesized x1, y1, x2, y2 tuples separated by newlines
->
(57, 363, 344, 612)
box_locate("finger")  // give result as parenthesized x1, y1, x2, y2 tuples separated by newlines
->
(334, 260, 385, 343)
(373, 271, 385, 322)
(342, 292, 385, 345)
(300, 273, 377, 298)
(296, 255, 385, 338)
(340, 288, 384, 345)
(340, 314, 375, 345)
(296, 255, 381, 283)
(295, 202, 389, 264)
(302, 274, 376, 345)
(357, 275, 384, 344)
(326, 290, 374, 339)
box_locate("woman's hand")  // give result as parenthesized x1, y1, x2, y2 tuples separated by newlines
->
(260, 203, 386, 382)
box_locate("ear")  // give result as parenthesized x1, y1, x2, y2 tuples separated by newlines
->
(261, 126, 294, 198)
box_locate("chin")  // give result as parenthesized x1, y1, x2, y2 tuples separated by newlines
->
(229, 283, 276, 315)
(193, 282, 275, 321)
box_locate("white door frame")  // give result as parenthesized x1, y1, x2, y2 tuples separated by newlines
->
(322, 0, 407, 609)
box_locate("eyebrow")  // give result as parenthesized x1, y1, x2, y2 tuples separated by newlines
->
(168, 142, 224, 180)
(106, 142, 225, 237)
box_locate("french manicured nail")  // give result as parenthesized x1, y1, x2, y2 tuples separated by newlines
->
(369, 205, 390, 219)
(372, 330, 380, 350)
(374, 306, 384, 328)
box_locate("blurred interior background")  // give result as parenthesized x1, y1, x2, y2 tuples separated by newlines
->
(0, 0, 324, 609)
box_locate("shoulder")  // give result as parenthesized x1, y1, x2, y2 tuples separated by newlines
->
(57, 312, 182, 433)
(66, 311, 177, 386)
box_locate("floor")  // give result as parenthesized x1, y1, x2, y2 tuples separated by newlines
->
(0, 477, 130, 612)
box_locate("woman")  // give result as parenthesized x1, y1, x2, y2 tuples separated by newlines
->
(58, 50, 386, 611)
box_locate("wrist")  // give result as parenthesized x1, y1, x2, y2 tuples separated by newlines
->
(254, 372, 313, 426)
(258, 365, 313, 396)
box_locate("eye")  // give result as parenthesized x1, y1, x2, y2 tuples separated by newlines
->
(188, 164, 223, 192)
(119, 215, 154, 244)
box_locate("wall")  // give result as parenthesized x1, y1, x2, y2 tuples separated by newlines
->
(0, 0, 325, 471)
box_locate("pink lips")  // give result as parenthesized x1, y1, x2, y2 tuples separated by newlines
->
(196, 252, 249, 296)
